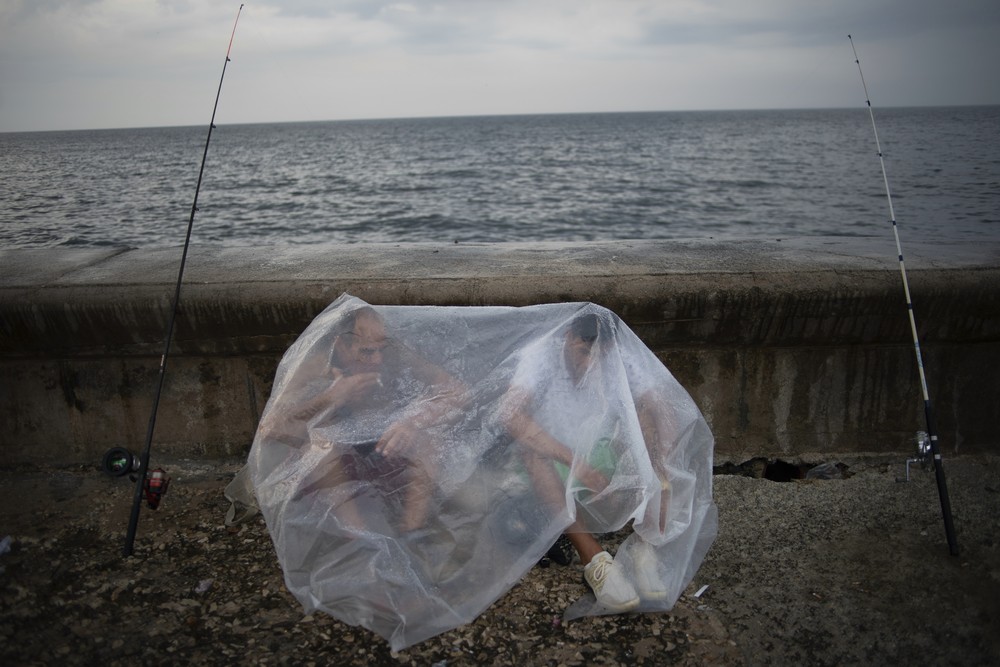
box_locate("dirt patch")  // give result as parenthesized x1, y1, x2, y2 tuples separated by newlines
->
(1, 454, 997, 665)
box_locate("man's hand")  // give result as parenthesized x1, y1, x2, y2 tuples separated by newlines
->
(572, 461, 610, 495)
(324, 371, 381, 411)
(376, 419, 428, 459)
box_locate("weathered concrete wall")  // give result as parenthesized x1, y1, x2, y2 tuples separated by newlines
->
(2, 238, 998, 467)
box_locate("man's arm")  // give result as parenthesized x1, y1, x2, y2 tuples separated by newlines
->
(501, 386, 609, 494)
(376, 344, 469, 458)
(634, 387, 680, 532)
(634, 388, 679, 482)
(291, 368, 382, 422)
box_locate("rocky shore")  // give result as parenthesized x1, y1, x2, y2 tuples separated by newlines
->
(1, 453, 997, 666)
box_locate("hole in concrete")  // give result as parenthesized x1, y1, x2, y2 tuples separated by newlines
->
(713, 458, 850, 481)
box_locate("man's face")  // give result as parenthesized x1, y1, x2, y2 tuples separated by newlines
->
(336, 312, 388, 375)
(564, 331, 597, 381)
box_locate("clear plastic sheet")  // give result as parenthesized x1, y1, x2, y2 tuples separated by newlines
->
(234, 293, 717, 651)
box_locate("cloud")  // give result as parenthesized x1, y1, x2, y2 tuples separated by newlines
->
(0, 0, 997, 131)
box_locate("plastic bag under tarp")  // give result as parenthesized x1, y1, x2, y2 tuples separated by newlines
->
(233, 293, 717, 651)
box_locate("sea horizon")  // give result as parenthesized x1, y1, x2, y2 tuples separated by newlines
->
(4, 103, 997, 135)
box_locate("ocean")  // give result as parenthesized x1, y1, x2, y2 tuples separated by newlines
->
(1, 107, 997, 248)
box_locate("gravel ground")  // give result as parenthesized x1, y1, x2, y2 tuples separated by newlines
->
(1, 453, 997, 666)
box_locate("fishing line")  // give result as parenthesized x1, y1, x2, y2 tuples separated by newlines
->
(848, 34, 959, 556)
(123, 4, 245, 557)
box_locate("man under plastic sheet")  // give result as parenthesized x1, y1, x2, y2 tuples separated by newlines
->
(231, 293, 717, 651)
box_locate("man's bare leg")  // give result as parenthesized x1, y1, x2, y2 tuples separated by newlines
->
(399, 459, 436, 533)
(295, 456, 368, 532)
(522, 450, 604, 564)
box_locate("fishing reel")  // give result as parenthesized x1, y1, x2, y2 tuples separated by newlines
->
(896, 431, 932, 483)
(915, 431, 932, 460)
(101, 447, 171, 509)
(143, 468, 171, 510)
(101, 447, 140, 477)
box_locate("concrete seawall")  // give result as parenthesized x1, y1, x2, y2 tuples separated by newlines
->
(2, 238, 998, 467)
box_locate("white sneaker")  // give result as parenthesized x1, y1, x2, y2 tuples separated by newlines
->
(633, 542, 668, 601)
(583, 551, 640, 612)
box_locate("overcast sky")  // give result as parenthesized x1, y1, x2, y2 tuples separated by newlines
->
(1, 0, 998, 132)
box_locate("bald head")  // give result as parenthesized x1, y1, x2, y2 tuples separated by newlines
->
(333, 307, 388, 375)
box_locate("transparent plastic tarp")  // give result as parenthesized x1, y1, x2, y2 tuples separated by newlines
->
(235, 293, 717, 650)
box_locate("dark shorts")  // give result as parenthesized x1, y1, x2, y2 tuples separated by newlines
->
(293, 440, 416, 502)
(340, 443, 414, 490)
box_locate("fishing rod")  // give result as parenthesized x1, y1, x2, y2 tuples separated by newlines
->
(123, 4, 245, 557)
(848, 34, 959, 556)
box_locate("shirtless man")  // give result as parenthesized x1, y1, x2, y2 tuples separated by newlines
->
(295, 306, 465, 532)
